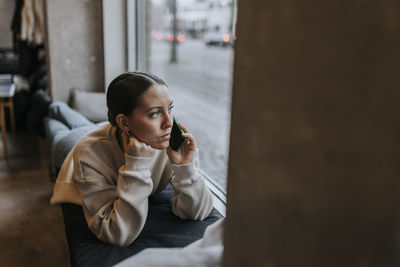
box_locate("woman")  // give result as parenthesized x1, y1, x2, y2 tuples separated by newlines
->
(51, 72, 214, 247)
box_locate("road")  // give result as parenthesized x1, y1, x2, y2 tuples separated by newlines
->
(149, 39, 234, 190)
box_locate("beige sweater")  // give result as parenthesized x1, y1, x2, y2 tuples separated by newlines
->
(50, 124, 214, 247)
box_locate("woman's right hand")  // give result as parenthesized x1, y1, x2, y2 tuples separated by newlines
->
(121, 131, 156, 158)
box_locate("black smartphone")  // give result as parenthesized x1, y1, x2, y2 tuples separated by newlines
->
(169, 117, 188, 151)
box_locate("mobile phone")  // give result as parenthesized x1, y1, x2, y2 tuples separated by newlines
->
(169, 117, 188, 151)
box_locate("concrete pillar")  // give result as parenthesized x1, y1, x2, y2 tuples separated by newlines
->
(44, 0, 104, 102)
(224, 1, 400, 266)
(0, 1, 15, 48)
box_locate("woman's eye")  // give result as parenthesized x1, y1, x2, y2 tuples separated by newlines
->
(149, 106, 173, 117)
(150, 111, 160, 117)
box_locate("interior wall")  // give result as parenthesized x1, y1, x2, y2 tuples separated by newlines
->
(44, 0, 104, 102)
(0, 0, 15, 48)
(224, 1, 400, 266)
(103, 0, 127, 89)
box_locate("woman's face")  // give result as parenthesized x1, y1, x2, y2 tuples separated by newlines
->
(126, 84, 174, 150)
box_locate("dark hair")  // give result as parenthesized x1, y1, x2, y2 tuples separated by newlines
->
(106, 72, 167, 126)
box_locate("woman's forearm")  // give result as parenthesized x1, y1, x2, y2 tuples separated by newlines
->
(76, 153, 154, 247)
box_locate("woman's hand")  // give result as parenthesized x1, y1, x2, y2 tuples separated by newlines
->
(167, 123, 196, 165)
(121, 131, 156, 158)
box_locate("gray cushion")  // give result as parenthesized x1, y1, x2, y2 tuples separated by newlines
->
(70, 89, 108, 123)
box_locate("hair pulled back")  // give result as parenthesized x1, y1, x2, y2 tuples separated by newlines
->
(106, 72, 167, 126)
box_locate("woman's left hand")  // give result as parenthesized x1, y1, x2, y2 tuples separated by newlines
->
(166, 123, 196, 165)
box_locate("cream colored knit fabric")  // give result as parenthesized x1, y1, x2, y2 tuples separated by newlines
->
(51, 124, 214, 247)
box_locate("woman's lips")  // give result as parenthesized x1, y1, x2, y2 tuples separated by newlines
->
(160, 133, 170, 139)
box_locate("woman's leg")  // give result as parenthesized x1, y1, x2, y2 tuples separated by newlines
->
(44, 117, 70, 147)
(48, 101, 94, 129)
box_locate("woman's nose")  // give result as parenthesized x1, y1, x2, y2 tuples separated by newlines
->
(164, 113, 173, 128)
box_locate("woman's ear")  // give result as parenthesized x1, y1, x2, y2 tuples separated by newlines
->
(115, 114, 130, 133)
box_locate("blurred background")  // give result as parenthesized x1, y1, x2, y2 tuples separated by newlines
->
(0, 0, 236, 266)
(147, 0, 237, 190)
(0, 0, 237, 190)
(2, 1, 400, 267)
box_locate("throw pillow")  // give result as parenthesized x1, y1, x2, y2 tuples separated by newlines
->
(70, 88, 108, 123)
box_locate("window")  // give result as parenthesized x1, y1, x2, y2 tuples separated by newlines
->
(130, 0, 237, 191)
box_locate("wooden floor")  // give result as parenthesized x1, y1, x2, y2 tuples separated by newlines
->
(0, 131, 69, 267)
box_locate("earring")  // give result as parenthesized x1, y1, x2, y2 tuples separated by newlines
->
(126, 131, 130, 136)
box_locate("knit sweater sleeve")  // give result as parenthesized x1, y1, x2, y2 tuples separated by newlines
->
(74, 149, 154, 247)
(169, 151, 214, 220)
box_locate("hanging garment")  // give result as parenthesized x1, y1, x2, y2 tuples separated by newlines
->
(20, 0, 45, 45)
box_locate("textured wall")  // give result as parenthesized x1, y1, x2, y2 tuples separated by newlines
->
(224, 0, 400, 266)
(0, 0, 15, 48)
(44, 0, 104, 102)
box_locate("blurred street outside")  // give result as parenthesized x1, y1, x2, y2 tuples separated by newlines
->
(150, 39, 233, 190)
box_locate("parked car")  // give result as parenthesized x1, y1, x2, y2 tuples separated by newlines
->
(204, 26, 235, 47)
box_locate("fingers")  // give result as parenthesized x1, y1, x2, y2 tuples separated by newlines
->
(178, 122, 189, 133)
(122, 130, 138, 149)
(121, 131, 155, 157)
(183, 133, 195, 145)
(179, 125, 195, 150)
(127, 133, 141, 147)
(178, 123, 195, 144)
(181, 132, 194, 143)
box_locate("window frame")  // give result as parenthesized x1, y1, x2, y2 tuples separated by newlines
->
(102, 0, 228, 216)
